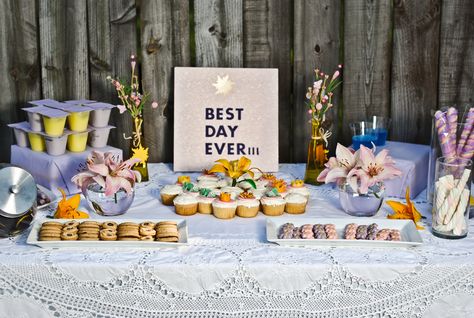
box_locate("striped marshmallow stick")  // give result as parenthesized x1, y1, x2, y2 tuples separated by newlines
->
(434, 111, 455, 158)
(459, 131, 474, 161)
(437, 187, 461, 226)
(452, 189, 470, 235)
(442, 168, 471, 225)
(457, 108, 474, 157)
(446, 107, 458, 158)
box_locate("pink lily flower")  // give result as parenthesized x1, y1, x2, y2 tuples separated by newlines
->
(317, 143, 358, 184)
(348, 145, 401, 194)
(331, 71, 340, 81)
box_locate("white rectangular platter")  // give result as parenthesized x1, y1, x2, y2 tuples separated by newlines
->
(267, 217, 423, 248)
(27, 218, 188, 249)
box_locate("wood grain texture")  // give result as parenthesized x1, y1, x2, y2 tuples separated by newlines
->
(39, 0, 89, 100)
(88, 0, 138, 158)
(140, 0, 190, 162)
(194, 0, 243, 67)
(243, 0, 292, 162)
(438, 0, 474, 107)
(391, 0, 441, 143)
(342, 0, 392, 145)
(0, 0, 40, 162)
(293, 0, 342, 162)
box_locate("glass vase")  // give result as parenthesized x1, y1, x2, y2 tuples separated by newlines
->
(130, 116, 149, 182)
(304, 119, 330, 185)
(83, 183, 135, 216)
(338, 183, 385, 217)
(432, 157, 472, 239)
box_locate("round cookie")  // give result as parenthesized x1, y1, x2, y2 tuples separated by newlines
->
(101, 221, 118, 230)
(61, 232, 78, 241)
(42, 221, 63, 228)
(62, 226, 78, 234)
(80, 221, 100, 227)
(79, 236, 99, 241)
(139, 227, 156, 236)
(156, 221, 177, 228)
(157, 236, 179, 243)
(139, 236, 154, 241)
(39, 236, 61, 241)
(40, 227, 62, 235)
(140, 222, 156, 229)
(63, 221, 80, 228)
(118, 237, 140, 241)
(100, 229, 117, 241)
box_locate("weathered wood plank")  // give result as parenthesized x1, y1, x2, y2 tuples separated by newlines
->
(342, 0, 392, 145)
(293, 0, 342, 162)
(0, 0, 40, 162)
(391, 0, 441, 143)
(243, 0, 292, 162)
(39, 0, 89, 100)
(194, 0, 243, 67)
(88, 0, 137, 158)
(438, 0, 474, 107)
(141, 0, 190, 162)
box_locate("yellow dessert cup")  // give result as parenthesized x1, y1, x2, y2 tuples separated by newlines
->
(67, 131, 88, 152)
(28, 133, 46, 152)
(43, 116, 67, 137)
(68, 111, 90, 132)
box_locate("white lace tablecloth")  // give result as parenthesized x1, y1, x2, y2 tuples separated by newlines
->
(1, 163, 474, 318)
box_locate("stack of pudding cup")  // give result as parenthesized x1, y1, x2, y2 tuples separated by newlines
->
(8, 99, 115, 156)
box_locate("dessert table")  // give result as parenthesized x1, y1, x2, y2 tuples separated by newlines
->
(1, 163, 474, 318)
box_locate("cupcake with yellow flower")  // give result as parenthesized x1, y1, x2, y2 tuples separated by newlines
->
(287, 179, 310, 198)
(236, 191, 260, 218)
(197, 169, 219, 182)
(260, 188, 286, 216)
(271, 179, 288, 198)
(173, 193, 198, 216)
(212, 192, 237, 219)
(284, 193, 307, 214)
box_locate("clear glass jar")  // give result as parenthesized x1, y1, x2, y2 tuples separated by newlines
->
(338, 183, 384, 217)
(432, 157, 472, 239)
(83, 183, 135, 216)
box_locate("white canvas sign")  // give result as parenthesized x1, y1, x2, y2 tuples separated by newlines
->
(173, 67, 279, 172)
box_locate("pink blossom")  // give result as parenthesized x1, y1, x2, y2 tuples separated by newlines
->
(117, 105, 127, 114)
(308, 109, 313, 114)
(317, 143, 358, 185)
(316, 103, 323, 110)
(152, 101, 159, 109)
(331, 71, 340, 81)
(338, 64, 343, 68)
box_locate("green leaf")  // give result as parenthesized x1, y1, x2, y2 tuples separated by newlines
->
(239, 179, 257, 189)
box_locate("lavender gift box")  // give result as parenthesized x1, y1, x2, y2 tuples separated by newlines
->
(11, 145, 122, 195)
(377, 141, 430, 199)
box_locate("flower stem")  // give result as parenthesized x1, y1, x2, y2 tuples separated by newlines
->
(232, 179, 237, 187)
(114, 192, 118, 204)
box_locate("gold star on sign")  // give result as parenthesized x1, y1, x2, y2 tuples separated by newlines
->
(212, 75, 234, 95)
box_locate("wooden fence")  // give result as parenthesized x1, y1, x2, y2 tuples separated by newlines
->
(1, 0, 473, 164)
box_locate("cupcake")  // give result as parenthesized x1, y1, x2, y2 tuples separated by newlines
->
(271, 179, 288, 198)
(160, 184, 183, 206)
(212, 193, 237, 219)
(182, 182, 200, 197)
(197, 169, 219, 182)
(173, 194, 198, 216)
(261, 188, 286, 216)
(220, 186, 244, 200)
(216, 179, 230, 188)
(236, 191, 260, 218)
(197, 188, 217, 214)
(287, 179, 310, 198)
(284, 193, 308, 214)
(258, 173, 276, 187)
(197, 179, 218, 190)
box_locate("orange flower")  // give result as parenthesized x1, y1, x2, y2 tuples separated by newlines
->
(272, 179, 287, 193)
(54, 188, 89, 219)
(261, 173, 276, 182)
(291, 179, 305, 188)
(386, 187, 424, 230)
(219, 192, 232, 202)
(239, 191, 255, 199)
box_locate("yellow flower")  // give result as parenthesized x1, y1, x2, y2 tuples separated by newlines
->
(131, 145, 149, 165)
(54, 188, 89, 219)
(291, 179, 305, 188)
(386, 187, 424, 230)
(272, 179, 287, 193)
(209, 156, 254, 180)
